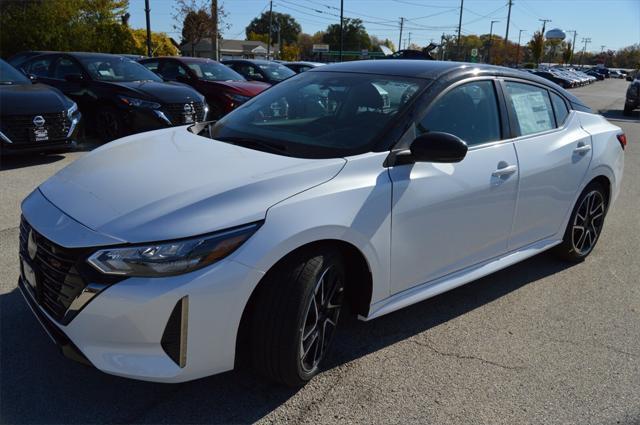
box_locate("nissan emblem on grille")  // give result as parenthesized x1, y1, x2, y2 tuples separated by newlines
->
(32, 115, 46, 127)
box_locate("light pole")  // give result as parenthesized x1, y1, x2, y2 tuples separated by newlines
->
(144, 0, 152, 57)
(487, 20, 499, 64)
(339, 0, 344, 62)
(515, 29, 526, 68)
(579, 37, 591, 68)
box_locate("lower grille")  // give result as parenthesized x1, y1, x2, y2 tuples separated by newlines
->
(19, 217, 126, 325)
(163, 102, 206, 125)
(2, 112, 71, 144)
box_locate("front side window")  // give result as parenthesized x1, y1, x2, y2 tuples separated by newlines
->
(24, 56, 53, 78)
(80, 56, 162, 82)
(550, 92, 569, 126)
(210, 71, 425, 158)
(257, 63, 295, 82)
(158, 61, 189, 80)
(417, 80, 501, 146)
(505, 81, 555, 136)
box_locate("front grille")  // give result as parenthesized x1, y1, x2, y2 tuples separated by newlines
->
(2, 112, 70, 144)
(19, 219, 87, 323)
(163, 102, 206, 125)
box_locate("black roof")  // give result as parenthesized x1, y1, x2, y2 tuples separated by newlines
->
(221, 59, 276, 65)
(311, 59, 588, 108)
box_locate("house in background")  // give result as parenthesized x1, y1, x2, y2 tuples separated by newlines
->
(180, 38, 279, 60)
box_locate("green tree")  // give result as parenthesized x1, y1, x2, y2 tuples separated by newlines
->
(0, 0, 133, 57)
(181, 9, 211, 56)
(562, 41, 573, 65)
(323, 18, 370, 52)
(528, 31, 545, 65)
(245, 12, 301, 45)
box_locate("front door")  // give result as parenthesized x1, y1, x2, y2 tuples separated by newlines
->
(389, 79, 519, 294)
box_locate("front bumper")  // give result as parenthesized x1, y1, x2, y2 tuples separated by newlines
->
(19, 190, 264, 383)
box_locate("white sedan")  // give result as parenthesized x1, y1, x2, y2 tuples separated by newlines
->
(18, 60, 625, 386)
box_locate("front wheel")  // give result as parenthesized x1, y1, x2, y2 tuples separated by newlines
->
(248, 247, 346, 386)
(554, 182, 608, 262)
(96, 106, 124, 143)
(623, 104, 633, 116)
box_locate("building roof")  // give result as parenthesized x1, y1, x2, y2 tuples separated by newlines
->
(180, 38, 279, 55)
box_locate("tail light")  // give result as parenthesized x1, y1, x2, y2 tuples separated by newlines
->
(617, 133, 627, 150)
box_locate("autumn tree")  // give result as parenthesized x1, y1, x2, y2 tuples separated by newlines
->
(323, 18, 370, 51)
(528, 31, 545, 65)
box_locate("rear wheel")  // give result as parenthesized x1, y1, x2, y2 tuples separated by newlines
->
(623, 104, 633, 116)
(248, 247, 346, 386)
(554, 182, 608, 262)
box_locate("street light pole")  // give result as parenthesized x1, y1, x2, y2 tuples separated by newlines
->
(339, 0, 344, 62)
(515, 29, 526, 68)
(487, 20, 499, 64)
(267, 0, 273, 60)
(456, 0, 464, 59)
(398, 17, 404, 54)
(144, 0, 152, 57)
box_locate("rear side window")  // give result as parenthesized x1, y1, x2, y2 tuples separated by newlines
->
(550, 92, 569, 126)
(141, 60, 159, 72)
(417, 80, 501, 146)
(52, 57, 83, 79)
(505, 82, 555, 136)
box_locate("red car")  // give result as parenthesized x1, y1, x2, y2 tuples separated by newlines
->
(140, 57, 270, 119)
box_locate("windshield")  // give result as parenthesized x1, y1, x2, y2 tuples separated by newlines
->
(258, 62, 295, 81)
(210, 71, 425, 158)
(0, 59, 30, 85)
(80, 56, 162, 82)
(186, 60, 246, 82)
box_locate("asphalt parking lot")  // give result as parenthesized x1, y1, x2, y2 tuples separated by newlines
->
(1, 79, 639, 425)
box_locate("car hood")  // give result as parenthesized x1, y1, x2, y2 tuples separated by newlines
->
(107, 81, 202, 104)
(203, 79, 270, 96)
(0, 83, 70, 115)
(39, 127, 346, 243)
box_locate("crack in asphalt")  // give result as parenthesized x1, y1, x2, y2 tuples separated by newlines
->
(411, 338, 526, 371)
(549, 337, 638, 359)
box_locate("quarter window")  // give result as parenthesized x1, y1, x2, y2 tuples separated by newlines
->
(53, 57, 83, 80)
(24, 56, 53, 77)
(505, 82, 555, 136)
(417, 80, 501, 146)
(550, 92, 569, 126)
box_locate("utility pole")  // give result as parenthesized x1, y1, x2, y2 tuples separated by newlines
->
(487, 20, 499, 64)
(504, 0, 513, 63)
(515, 29, 525, 68)
(539, 18, 551, 36)
(579, 37, 591, 68)
(440, 32, 446, 60)
(456, 0, 464, 59)
(211, 0, 219, 60)
(408, 32, 412, 48)
(267, 0, 273, 60)
(398, 17, 404, 53)
(277, 18, 282, 60)
(566, 30, 577, 66)
(144, 0, 152, 57)
(339, 0, 344, 61)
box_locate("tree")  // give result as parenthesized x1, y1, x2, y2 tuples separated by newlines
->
(280, 44, 300, 61)
(247, 31, 269, 44)
(297, 31, 325, 59)
(562, 41, 573, 65)
(130, 29, 179, 56)
(245, 12, 301, 45)
(323, 18, 370, 52)
(0, 0, 134, 57)
(528, 31, 545, 65)
(182, 10, 211, 55)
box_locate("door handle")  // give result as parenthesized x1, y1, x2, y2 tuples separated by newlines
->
(573, 142, 591, 155)
(492, 164, 518, 177)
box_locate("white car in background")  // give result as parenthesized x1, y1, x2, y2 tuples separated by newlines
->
(19, 60, 625, 386)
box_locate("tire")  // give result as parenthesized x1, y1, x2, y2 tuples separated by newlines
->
(96, 106, 124, 143)
(248, 246, 346, 386)
(554, 182, 608, 262)
(623, 104, 633, 116)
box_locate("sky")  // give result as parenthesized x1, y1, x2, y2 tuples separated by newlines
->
(127, 0, 640, 52)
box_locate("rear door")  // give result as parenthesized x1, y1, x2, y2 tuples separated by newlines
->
(502, 80, 593, 249)
(388, 79, 519, 294)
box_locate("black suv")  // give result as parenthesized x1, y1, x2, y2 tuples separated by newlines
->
(19, 52, 207, 141)
(0, 59, 81, 155)
(222, 59, 296, 85)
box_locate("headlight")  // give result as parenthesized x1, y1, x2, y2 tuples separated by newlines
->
(226, 93, 251, 104)
(66, 102, 78, 116)
(118, 95, 161, 109)
(87, 223, 261, 277)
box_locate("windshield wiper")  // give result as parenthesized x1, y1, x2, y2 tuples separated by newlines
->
(214, 136, 287, 154)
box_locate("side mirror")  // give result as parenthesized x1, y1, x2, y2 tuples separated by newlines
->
(409, 132, 468, 163)
(27, 73, 38, 83)
(64, 74, 85, 83)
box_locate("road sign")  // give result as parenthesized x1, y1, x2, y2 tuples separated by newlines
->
(361, 49, 369, 58)
(312, 44, 330, 53)
(471, 48, 478, 57)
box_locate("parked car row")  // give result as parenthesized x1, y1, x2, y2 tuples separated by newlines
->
(528, 67, 597, 89)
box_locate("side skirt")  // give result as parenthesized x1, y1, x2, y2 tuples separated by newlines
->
(362, 238, 562, 321)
